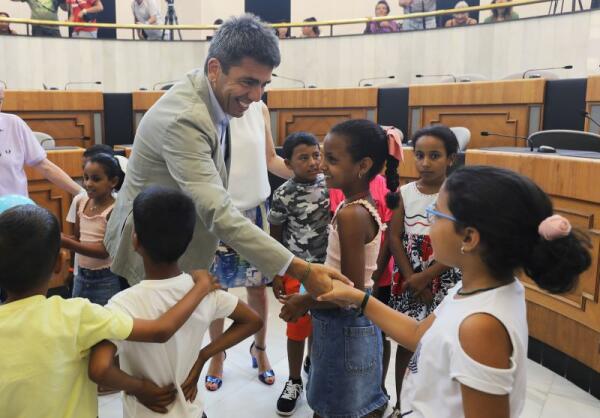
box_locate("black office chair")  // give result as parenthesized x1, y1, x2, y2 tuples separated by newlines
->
(528, 130, 600, 152)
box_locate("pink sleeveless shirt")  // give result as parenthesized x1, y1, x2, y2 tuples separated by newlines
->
(324, 199, 385, 289)
(77, 196, 114, 270)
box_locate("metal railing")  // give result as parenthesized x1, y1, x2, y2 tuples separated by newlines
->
(0, 0, 576, 39)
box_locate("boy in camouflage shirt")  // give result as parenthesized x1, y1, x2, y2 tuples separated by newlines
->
(268, 132, 329, 416)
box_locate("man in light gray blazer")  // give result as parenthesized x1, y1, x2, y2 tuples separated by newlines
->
(105, 15, 342, 294)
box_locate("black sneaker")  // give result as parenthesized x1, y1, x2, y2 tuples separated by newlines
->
(276, 379, 303, 416)
(303, 356, 311, 375)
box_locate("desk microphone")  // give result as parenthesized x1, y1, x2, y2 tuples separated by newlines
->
(481, 131, 533, 151)
(64, 81, 102, 90)
(522, 65, 572, 79)
(415, 73, 457, 83)
(43, 83, 59, 90)
(272, 73, 306, 88)
(579, 110, 600, 129)
(152, 80, 179, 90)
(0, 80, 6, 89)
(358, 75, 395, 87)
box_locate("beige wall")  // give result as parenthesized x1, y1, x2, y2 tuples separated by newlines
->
(2, 0, 593, 38)
(1, 10, 599, 91)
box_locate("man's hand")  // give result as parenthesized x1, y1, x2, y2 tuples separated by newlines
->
(279, 294, 310, 323)
(287, 259, 353, 298)
(129, 380, 177, 414)
(189, 270, 220, 294)
(272, 275, 285, 299)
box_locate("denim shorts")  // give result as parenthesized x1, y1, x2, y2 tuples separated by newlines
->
(306, 307, 388, 418)
(72, 267, 121, 306)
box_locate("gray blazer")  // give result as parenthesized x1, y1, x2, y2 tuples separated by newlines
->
(105, 69, 292, 284)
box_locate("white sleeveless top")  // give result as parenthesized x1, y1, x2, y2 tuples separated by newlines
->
(401, 181, 438, 236)
(400, 280, 528, 418)
(227, 101, 271, 211)
(325, 199, 386, 289)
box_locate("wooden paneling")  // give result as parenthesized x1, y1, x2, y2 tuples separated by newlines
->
(132, 91, 164, 111)
(3, 91, 103, 148)
(25, 148, 85, 235)
(409, 79, 546, 107)
(409, 80, 545, 149)
(465, 149, 600, 372)
(267, 88, 378, 109)
(585, 75, 600, 133)
(268, 88, 378, 145)
(114, 145, 133, 158)
(398, 147, 419, 186)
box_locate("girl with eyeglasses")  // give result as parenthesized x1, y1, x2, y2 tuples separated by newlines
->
(315, 165, 591, 418)
(386, 125, 463, 417)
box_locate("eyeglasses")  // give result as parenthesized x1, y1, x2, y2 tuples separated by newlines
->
(425, 203, 457, 224)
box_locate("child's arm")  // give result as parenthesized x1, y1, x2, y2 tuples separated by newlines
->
(280, 205, 372, 321)
(372, 228, 392, 292)
(317, 280, 435, 351)
(180, 300, 262, 401)
(270, 224, 286, 298)
(89, 341, 177, 414)
(459, 314, 512, 418)
(388, 198, 414, 280)
(127, 271, 220, 343)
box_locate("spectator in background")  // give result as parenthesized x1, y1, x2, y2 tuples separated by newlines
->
(132, 0, 161, 40)
(399, 0, 436, 30)
(366, 1, 400, 34)
(0, 12, 17, 35)
(68, 0, 104, 38)
(484, 0, 519, 22)
(10, 0, 66, 37)
(301, 17, 320, 37)
(445, 1, 477, 27)
(206, 18, 223, 41)
(275, 24, 291, 39)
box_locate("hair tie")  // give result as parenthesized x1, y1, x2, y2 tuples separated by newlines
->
(383, 125, 404, 162)
(538, 214, 572, 241)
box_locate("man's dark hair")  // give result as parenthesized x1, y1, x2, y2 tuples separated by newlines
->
(204, 14, 281, 74)
(133, 186, 196, 264)
(282, 131, 320, 160)
(0, 205, 60, 294)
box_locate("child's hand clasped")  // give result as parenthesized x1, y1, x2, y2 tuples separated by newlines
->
(279, 294, 310, 322)
(129, 380, 177, 414)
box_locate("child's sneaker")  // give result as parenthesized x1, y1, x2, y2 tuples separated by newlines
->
(276, 379, 303, 416)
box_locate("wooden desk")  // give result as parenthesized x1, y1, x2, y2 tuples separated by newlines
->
(585, 76, 600, 135)
(266, 88, 378, 145)
(465, 150, 600, 372)
(409, 80, 546, 149)
(25, 147, 85, 235)
(132, 91, 164, 132)
(3, 90, 104, 148)
(114, 144, 133, 158)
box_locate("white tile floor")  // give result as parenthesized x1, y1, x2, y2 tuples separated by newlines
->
(99, 288, 600, 418)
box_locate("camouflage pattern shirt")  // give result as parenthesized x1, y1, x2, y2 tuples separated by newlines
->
(268, 174, 330, 263)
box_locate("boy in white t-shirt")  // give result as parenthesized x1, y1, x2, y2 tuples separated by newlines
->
(89, 186, 262, 417)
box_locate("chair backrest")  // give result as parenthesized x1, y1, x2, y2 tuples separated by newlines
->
(528, 130, 600, 152)
(450, 127, 471, 151)
(33, 132, 55, 149)
(503, 70, 560, 80)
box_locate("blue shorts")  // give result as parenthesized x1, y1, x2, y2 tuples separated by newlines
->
(307, 307, 388, 418)
(73, 267, 121, 306)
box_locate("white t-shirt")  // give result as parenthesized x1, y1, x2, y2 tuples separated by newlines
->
(227, 101, 271, 211)
(400, 280, 528, 418)
(131, 0, 162, 40)
(0, 112, 46, 197)
(107, 274, 238, 418)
